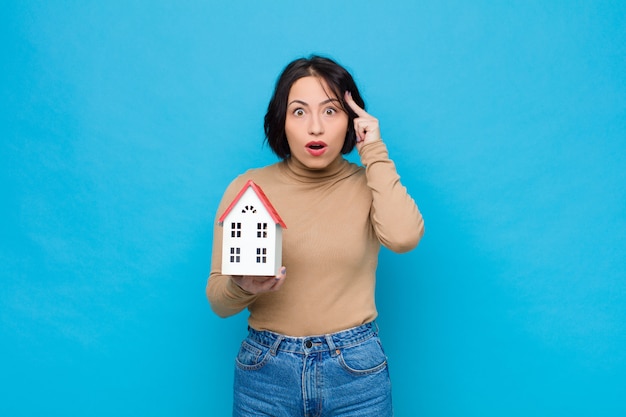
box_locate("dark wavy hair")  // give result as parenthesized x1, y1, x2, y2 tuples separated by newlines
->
(264, 55, 366, 159)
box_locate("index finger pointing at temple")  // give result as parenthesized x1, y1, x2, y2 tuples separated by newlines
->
(344, 91, 369, 117)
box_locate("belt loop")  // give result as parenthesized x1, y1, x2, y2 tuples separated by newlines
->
(270, 335, 283, 356)
(325, 334, 339, 357)
(372, 320, 379, 335)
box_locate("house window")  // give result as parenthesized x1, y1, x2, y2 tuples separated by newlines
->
(257, 222, 268, 238)
(230, 247, 241, 263)
(256, 248, 267, 263)
(231, 222, 242, 238)
(242, 205, 257, 214)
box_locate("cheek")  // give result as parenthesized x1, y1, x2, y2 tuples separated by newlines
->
(334, 120, 349, 139)
(284, 122, 299, 144)
(285, 116, 303, 131)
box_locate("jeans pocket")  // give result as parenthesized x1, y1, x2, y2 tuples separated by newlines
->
(235, 340, 271, 371)
(338, 336, 388, 376)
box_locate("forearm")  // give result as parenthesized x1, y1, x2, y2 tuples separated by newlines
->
(360, 140, 425, 252)
(206, 272, 257, 318)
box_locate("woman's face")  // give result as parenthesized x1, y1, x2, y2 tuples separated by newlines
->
(284, 76, 348, 170)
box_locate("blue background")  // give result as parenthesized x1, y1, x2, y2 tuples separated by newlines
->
(2, 1, 625, 416)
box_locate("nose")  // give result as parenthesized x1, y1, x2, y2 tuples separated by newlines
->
(308, 113, 324, 135)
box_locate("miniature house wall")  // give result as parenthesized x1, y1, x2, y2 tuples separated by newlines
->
(219, 180, 286, 276)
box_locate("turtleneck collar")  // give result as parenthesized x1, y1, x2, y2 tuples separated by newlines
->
(279, 155, 360, 183)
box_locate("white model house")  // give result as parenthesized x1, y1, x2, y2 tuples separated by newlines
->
(219, 180, 287, 276)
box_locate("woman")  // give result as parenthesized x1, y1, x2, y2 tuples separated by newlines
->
(207, 55, 424, 416)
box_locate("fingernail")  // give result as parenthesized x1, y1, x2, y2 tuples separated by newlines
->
(281, 267, 286, 274)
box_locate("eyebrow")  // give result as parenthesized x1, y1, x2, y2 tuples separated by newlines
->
(287, 98, 342, 107)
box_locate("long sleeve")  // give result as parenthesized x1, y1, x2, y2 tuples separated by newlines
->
(359, 140, 425, 253)
(205, 176, 259, 318)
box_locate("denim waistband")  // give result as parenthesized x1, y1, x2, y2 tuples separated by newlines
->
(246, 322, 379, 355)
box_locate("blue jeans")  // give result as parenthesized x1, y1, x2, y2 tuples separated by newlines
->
(233, 322, 393, 416)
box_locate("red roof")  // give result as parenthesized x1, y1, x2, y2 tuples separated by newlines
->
(218, 179, 287, 228)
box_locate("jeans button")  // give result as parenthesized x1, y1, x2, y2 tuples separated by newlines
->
(304, 340, 313, 349)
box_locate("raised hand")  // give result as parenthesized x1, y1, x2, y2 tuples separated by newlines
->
(231, 266, 287, 294)
(344, 91, 382, 150)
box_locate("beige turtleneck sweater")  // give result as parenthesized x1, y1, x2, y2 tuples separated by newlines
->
(206, 140, 424, 336)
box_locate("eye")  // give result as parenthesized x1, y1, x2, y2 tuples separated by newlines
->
(324, 107, 337, 116)
(293, 108, 305, 117)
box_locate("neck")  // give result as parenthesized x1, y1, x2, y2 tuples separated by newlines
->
(282, 155, 352, 183)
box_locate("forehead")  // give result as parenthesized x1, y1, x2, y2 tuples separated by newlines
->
(288, 76, 338, 101)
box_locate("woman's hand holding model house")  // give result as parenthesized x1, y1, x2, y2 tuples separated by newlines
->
(232, 266, 287, 294)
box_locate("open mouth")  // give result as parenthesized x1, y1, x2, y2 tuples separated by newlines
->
(306, 141, 327, 150)
(305, 141, 327, 156)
